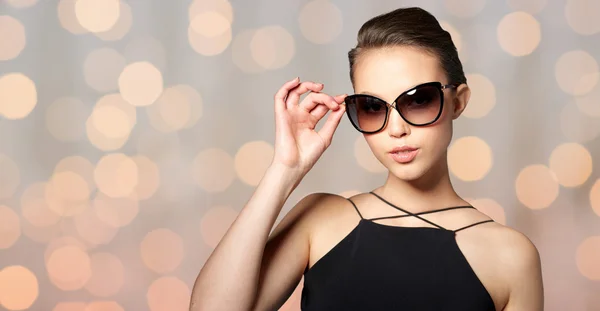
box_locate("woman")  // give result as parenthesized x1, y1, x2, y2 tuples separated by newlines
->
(190, 7, 544, 311)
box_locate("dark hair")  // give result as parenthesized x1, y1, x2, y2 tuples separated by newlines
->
(348, 7, 466, 86)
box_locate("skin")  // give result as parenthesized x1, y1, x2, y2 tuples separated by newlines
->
(190, 46, 544, 311)
(307, 46, 545, 310)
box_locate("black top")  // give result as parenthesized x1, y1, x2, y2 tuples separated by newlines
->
(300, 191, 496, 311)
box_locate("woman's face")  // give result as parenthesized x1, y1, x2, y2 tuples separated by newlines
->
(352, 46, 470, 182)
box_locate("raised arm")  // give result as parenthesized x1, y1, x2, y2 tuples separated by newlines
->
(189, 78, 347, 311)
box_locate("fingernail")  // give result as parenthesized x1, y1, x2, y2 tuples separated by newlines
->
(292, 77, 299, 82)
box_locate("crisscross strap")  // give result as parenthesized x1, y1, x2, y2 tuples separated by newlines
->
(347, 197, 364, 220)
(347, 192, 494, 232)
(367, 191, 449, 230)
(453, 219, 494, 232)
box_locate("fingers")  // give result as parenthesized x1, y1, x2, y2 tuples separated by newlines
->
(299, 92, 340, 112)
(285, 81, 324, 110)
(274, 77, 301, 113)
(310, 94, 347, 120)
(317, 104, 346, 148)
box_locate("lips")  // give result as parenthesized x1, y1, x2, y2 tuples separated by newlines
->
(389, 146, 418, 153)
(389, 146, 419, 164)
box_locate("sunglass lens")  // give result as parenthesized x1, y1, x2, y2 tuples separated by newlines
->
(345, 96, 388, 133)
(396, 84, 442, 125)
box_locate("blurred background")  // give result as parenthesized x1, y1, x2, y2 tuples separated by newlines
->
(0, 0, 599, 310)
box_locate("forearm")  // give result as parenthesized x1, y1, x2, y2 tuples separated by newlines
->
(189, 162, 303, 311)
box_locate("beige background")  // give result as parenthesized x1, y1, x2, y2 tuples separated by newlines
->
(0, 0, 599, 310)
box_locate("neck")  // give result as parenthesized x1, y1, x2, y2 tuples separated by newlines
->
(375, 155, 466, 213)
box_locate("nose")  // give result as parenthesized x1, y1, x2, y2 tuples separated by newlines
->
(386, 105, 411, 138)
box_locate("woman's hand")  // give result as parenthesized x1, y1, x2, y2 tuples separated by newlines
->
(271, 77, 347, 176)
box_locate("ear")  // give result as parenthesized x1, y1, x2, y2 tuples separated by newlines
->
(451, 83, 470, 119)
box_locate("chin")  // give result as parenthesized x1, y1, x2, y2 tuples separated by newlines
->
(387, 163, 429, 182)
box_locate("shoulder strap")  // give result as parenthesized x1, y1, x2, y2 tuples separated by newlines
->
(346, 198, 364, 220)
(369, 192, 447, 230)
(453, 219, 494, 233)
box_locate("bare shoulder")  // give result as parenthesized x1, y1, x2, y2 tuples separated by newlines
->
(290, 192, 358, 230)
(481, 222, 541, 268)
(272, 192, 352, 237)
(476, 222, 544, 310)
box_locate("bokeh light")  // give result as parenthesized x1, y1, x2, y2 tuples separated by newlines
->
(53, 302, 87, 311)
(0, 72, 37, 120)
(140, 228, 184, 274)
(0, 154, 20, 200)
(91, 106, 131, 139)
(515, 164, 559, 209)
(506, 0, 547, 14)
(443, 0, 487, 18)
(188, 0, 233, 23)
(74, 0, 120, 33)
(73, 207, 119, 246)
(83, 48, 126, 92)
(20, 182, 61, 228)
(45, 170, 90, 217)
(234, 141, 274, 186)
(57, 0, 88, 34)
(565, 0, 600, 35)
(5, 0, 38, 8)
(84, 301, 124, 311)
(555, 50, 599, 96)
(0, 205, 21, 249)
(86, 94, 136, 151)
(200, 205, 238, 248)
(559, 100, 600, 142)
(20, 218, 61, 244)
(250, 26, 295, 70)
(192, 148, 236, 192)
(44, 236, 88, 263)
(147, 277, 190, 311)
(548, 143, 593, 187)
(94, 1, 132, 41)
(576, 236, 600, 280)
(0, 265, 39, 310)
(94, 93, 136, 128)
(146, 86, 191, 132)
(130, 155, 160, 200)
(354, 135, 386, 173)
(94, 153, 139, 198)
(188, 11, 232, 56)
(54, 156, 96, 192)
(232, 29, 265, 73)
(46, 245, 92, 291)
(497, 11, 541, 56)
(46, 97, 89, 142)
(118, 61, 164, 107)
(298, 1, 343, 44)
(84, 253, 125, 297)
(93, 193, 139, 228)
(574, 74, 600, 117)
(591, 179, 600, 217)
(0, 15, 26, 61)
(173, 84, 204, 128)
(448, 136, 493, 181)
(467, 198, 506, 225)
(462, 73, 496, 118)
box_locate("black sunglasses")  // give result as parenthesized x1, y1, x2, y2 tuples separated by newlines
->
(344, 81, 459, 134)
